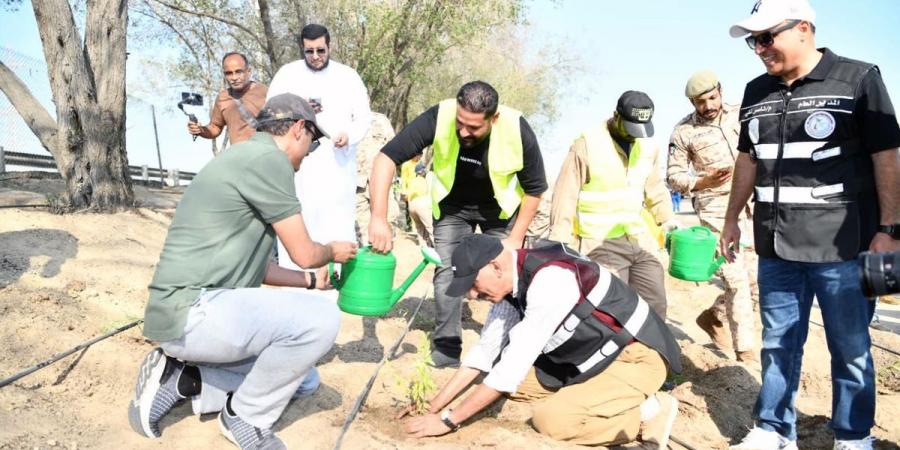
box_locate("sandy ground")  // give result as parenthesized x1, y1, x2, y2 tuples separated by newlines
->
(1, 176, 898, 450)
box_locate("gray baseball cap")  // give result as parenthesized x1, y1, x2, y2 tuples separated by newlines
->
(255, 93, 329, 140)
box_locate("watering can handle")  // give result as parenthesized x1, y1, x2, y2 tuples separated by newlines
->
(328, 262, 342, 289)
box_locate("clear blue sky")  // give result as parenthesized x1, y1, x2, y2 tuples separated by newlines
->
(2, 0, 899, 176)
(527, 0, 900, 177)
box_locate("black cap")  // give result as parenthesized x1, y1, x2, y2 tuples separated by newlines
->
(445, 235, 504, 297)
(255, 93, 329, 140)
(615, 90, 655, 138)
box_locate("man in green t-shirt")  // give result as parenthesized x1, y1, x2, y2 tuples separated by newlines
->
(128, 94, 357, 449)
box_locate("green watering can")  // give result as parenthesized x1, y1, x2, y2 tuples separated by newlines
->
(665, 226, 726, 282)
(329, 246, 443, 316)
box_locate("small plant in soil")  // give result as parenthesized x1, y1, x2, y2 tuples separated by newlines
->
(400, 334, 437, 414)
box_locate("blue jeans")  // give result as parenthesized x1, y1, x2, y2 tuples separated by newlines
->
(754, 257, 875, 440)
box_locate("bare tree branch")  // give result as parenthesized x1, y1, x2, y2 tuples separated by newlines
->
(256, 0, 279, 68)
(0, 59, 58, 149)
(150, 0, 267, 52)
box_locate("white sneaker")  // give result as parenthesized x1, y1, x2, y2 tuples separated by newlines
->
(730, 426, 797, 450)
(637, 392, 678, 449)
(834, 436, 875, 450)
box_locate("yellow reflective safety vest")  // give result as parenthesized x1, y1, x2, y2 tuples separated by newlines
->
(575, 125, 656, 239)
(431, 99, 524, 220)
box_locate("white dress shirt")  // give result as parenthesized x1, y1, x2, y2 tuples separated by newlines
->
(267, 59, 373, 266)
(462, 252, 582, 393)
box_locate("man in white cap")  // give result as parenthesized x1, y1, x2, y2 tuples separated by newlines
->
(724, 1, 900, 449)
(667, 70, 759, 362)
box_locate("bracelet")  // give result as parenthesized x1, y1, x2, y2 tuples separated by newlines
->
(306, 271, 317, 290)
(440, 409, 461, 432)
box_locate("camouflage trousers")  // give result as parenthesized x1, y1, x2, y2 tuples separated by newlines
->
(355, 187, 403, 246)
(695, 195, 759, 352)
(407, 196, 434, 248)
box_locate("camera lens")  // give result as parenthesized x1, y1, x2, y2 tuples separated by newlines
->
(859, 251, 899, 297)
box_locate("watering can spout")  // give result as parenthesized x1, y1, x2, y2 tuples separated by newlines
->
(388, 247, 443, 307)
(709, 254, 726, 277)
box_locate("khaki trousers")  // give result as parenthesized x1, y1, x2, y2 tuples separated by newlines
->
(508, 343, 666, 446)
(577, 234, 668, 319)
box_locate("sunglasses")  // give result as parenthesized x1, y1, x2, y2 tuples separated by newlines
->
(304, 124, 321, 153)
(303, 47, 328, 56)
(745, 20, 801, 50)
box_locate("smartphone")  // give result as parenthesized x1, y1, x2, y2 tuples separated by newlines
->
(309, 97, 322, 112)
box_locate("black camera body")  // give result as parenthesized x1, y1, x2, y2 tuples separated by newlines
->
(858, 251, 899, 297)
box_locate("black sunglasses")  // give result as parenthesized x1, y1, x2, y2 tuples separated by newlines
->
(303, 48, 327, 56)
(304, 124, 321, 153)
(745, 20, 801, 50)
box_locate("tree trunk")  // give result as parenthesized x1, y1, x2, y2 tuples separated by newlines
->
(13, 0, 134, 210)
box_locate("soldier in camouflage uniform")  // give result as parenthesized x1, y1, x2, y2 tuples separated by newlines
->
(667, 70, 759, 362)
(356, 113, 402, 245)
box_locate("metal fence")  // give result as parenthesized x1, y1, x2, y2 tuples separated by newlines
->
(0, 146, 195, 186)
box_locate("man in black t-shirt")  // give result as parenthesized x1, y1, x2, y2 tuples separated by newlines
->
(723, 1, 900, 448)
(368, 81, 547, 367)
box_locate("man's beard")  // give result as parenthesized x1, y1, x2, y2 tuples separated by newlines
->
(305, 57, 330, 72)
(458, 132, 489, 149)
(701, 108, 721, 121)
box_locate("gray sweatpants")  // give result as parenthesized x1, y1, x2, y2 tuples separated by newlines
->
(160, 287, 340, 429)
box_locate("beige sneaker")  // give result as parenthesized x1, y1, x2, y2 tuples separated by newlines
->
(638, 392, 678, 449)
(696, 307, 731, 351)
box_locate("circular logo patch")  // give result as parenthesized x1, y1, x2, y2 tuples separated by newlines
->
(748, 118, 760, 144)
(804, 111, 836, 139)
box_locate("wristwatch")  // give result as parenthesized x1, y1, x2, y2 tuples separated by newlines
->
(440, 409, 461, 432)
(306, 271, 317, 290)
(877, 224, 900, 240)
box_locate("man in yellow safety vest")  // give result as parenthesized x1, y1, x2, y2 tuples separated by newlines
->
(368, 81, 547, 368)
(550, 91, 676, 319)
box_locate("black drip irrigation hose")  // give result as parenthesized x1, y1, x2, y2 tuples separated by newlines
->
(0, 319, 142, 389)
(332, 289, 430, 450)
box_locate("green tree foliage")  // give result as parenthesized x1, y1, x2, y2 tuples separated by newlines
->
(131, 0, 577, 130)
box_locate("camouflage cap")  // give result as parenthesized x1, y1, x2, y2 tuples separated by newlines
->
(685, 70, 720, 98)
(255, 93, 329, 139)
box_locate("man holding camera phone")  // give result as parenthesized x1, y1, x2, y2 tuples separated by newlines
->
(268, 24, 373, 274)
(188, 52, 267, 148)
(667, 70, 759, 363)
(722, 1, 900, 448)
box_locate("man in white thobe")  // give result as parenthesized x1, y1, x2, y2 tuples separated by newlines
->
(268, 23, 372, 272)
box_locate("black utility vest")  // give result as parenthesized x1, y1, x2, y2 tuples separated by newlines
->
(508, 243, 681, 389)
(740, 49, 879, 262)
